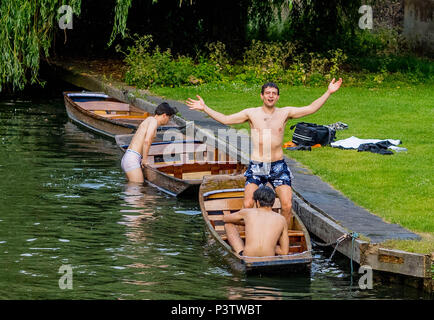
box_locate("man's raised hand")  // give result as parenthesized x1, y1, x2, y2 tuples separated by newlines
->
(186, 95, 206, 111)
(327, 78, 343, 94)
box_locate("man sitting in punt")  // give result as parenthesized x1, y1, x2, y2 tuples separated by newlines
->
(223, 186, 289, 257)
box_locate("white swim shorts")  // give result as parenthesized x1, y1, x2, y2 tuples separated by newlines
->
(121, 149, 142, 173)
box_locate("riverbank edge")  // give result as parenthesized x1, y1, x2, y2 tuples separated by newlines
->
(42, 59, 433, 293)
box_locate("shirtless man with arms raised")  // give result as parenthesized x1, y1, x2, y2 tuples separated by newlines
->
(187, 79, 342, 227)
(121, 102, 176, 183)
(224, 186, 289, 257)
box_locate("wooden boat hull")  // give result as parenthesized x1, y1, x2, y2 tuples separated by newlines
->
(142, 164, 201, 197)
(63, 92, 178, 140)
(115, 135, 246, 198)
(199, 175, 312, 274)
(64, 92, 145, 139)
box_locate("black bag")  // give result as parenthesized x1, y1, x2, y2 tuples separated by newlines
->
(289, 122, 336, 146)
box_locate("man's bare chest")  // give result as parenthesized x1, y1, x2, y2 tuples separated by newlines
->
(249, 113, 288, 132)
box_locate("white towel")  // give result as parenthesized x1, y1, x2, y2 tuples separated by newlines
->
(331, 136, 401, 149)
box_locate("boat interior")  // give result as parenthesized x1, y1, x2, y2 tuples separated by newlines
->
(148, 142, 245, 180)
(202, 189, 308, 254)
(69, 94, 150, 121)
(77, 100, 150, 120)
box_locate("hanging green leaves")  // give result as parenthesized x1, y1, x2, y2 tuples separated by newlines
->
(0, 0, 135, 91)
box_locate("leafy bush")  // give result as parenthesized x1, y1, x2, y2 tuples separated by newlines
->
(354, 28, 408, 57)
(205, 41, 231, 73)
(123, 35, 221, 88)
(347, 27, 432, 81)
(282, 58, 307, 86)
(121, 34, 431, 89)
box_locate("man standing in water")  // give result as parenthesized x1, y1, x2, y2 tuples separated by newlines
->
(121, 102, 176, 183)
(186, 78, 342, 228)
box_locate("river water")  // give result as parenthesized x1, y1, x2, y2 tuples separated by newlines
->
(0, 84, 429, 300)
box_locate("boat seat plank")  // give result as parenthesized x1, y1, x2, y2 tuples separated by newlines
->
(77, 101, 131, 112)
(149, 143, 206, 156)
(208, 215, 224, 221)
(205, 198, 244, 211)
(181, 171, 212, 180)
(215, 225, 225, 232)
(100, 114, 149, 119)
(204, 197, 281, 212)
(288, 245, 302, 253)
(288, 231, 305, 237)
(182, 163, 240, 174)
(205, 191, 245, 199)
(156, 163, 241, 177)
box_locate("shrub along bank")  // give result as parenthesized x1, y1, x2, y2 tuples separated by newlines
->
(119, 32, 433, 90)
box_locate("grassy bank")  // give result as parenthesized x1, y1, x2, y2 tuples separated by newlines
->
(150, 82, 434, 254)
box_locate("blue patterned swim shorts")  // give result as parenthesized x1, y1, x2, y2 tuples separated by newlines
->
(244, 159, 292, 188)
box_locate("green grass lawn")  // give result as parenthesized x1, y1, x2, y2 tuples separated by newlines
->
(150, 82, 434, 254)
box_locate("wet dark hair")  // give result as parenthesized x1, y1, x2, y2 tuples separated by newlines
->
(155, 102, 177, 117)
(261, 82, 279, 95)
(253, 186, 276, 208)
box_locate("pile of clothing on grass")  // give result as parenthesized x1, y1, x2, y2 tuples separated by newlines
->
(285, 121, 406, 155)
(330, 136, 407, 155)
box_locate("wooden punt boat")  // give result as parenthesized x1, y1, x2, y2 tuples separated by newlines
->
(63, 91, 178, 140)
(199, 175, 312, 273)
(115, 134, 246, 197)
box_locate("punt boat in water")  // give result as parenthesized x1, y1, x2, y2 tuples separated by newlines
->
(63, 91, 178, 139)
(199, 174, 312, 273)
(115, 134, 246, 197)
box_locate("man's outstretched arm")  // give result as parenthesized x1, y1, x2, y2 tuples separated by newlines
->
(285, 78, 342, 119)
(223, 210, 246, 225)
(186, 95, 249, 125)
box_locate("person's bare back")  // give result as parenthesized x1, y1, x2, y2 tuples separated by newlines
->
(223, 186, 289, 257)
(242, 208, 288, 256)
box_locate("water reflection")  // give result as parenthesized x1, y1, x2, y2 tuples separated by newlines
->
(119, 183, 157, 244)
(120, 183, 159, 215)
(225, 274, 312, 300)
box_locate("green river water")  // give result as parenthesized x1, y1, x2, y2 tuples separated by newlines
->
(0, 84, 429, 300)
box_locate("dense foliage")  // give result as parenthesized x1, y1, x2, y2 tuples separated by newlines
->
(248, 0, 360, 51)
(122, 33, 432, 89)
(0, 0, 133, 91)
(0, 0, 82, 91)
(1, 0, 431, 91)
